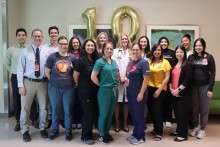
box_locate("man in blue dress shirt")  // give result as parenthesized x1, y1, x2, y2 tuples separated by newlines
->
(17, 29, 50, 142)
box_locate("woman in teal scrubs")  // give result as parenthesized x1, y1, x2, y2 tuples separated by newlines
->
(91, 42, 119, 144)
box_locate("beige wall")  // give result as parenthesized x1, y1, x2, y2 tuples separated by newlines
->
(7, 0, 220, 80)
(0, 0, 3, 113)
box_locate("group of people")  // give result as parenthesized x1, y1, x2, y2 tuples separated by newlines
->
(5, 26, 216, 145)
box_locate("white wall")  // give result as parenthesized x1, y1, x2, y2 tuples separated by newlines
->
(8, 0, 220, 79)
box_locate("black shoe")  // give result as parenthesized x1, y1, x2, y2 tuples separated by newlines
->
(14, 123, 20, 131)
(23, 131, 31, 142)
(46, 120, 52, 129)
(66, 132, 73, 141)
(99, 135, 109, 144)
(40, 130, 48, 138)
(106, 133, 114, 142)
(48, 131, 59, 140)
(32, 120, 39, 129)
(169, 132, 178, 136)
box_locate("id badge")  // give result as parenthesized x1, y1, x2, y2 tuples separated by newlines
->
(202, 59, 208, 65)
(125, 79, 129, 87)
(35, 64, 40, 71)
(157, 63, 161, 69)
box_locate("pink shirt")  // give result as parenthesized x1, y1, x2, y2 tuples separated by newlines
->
(171, 66, 181, 89)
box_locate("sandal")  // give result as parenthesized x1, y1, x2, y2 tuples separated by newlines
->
(174, 137, 187, 142)
(123, 127, 129, 133)
(114, 128, 120, 132)
(149, 131, 156, 136)
(154, 135, 162, 141)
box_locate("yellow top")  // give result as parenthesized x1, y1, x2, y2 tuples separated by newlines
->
(148, 58, 171, 91)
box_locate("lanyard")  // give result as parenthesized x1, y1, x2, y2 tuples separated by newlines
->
(126, 58, 141, 74)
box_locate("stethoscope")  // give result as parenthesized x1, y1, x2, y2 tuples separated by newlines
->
(117, 49, 128, 59)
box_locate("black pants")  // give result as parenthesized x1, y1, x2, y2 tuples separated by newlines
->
(11, 74, 38, 123)
(79, 91, 99, 140)
(147, 87, 165, 136)
(172, 95, 189, 138)
(163, 89, 173, 122)
(72, 89, 82, 124)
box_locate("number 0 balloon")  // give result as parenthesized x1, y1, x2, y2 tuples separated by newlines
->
(111, 6, 140, 42)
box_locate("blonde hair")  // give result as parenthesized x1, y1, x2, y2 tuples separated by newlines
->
(96, 32, 109, 50)
(117, 33, 132, 49)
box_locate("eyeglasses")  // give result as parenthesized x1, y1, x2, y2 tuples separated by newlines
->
(58, 43, 68, 46)
(33, 36, 42, 38)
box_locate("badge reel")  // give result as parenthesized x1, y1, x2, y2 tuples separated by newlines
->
(202, 58, 208, 65)
(125, 79, 129, 86)
(35, 64, 40, 71)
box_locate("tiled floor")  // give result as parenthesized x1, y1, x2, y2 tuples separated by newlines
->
(0, 117, 220, 147)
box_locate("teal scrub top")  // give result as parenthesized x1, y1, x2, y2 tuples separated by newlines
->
(93, 57, 119, 88)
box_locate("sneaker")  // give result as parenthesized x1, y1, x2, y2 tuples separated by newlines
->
(106, 133, 114, 142)
(130, 137, 145, 145)
(99, 135, 109, 144)
(82, 139, 94, 145)
(77, 123, 82, 130)
(32, 120, 39, 129)
(165, 122, 172, 128)
(40, 130, 48, 138)
(189, 127, 199, 137)
(126, 135, 135, 141)
(48, 131, 59, 140)
(14, 123, 21, 131)
(197, 130, 206, 139)
(66, 132, 73, 141)
(23, 131, 31, 142)
(72, 124, 77, 130)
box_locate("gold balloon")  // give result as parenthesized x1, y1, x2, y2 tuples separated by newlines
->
(111, 6, 140, 43)
(82, 7, 96, 40)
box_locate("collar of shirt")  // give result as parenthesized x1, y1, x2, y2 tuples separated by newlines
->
(16, 43, 27, 49)
(31, 44, 42, 52)
(49, 42, 58, 48)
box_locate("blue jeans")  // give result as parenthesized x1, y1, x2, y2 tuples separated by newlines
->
(48, 83, 75, 132)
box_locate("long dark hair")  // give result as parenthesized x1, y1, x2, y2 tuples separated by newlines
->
(68, 36, 81, 53)
(150, 44, 163, 63)
(173, 45, 187, 68)
(158, 36, 170, 49)
(80, 39, 99, 62)
(193, 38, 207, 58)
(138, 35, 150, 57)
